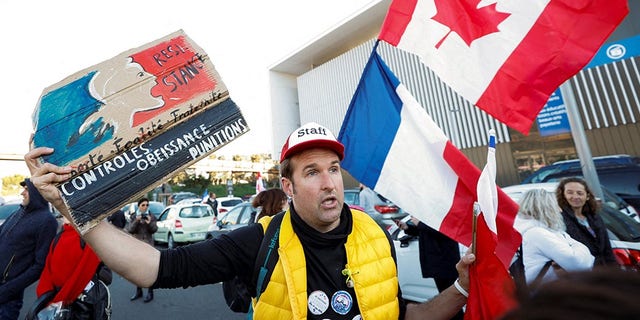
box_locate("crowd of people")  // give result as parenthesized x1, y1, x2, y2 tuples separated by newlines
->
(0, 122, 638, 319)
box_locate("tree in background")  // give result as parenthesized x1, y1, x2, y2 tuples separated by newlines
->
(1, 174, 27, 196)
(171, 172, 210, 194)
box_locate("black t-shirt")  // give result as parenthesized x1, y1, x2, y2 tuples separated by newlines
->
(291, 206, 362, 318)
(154, 205, 406, 319)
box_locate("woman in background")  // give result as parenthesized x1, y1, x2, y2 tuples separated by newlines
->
(252, 188, 288, 221)
(125, 198, 157, 303)
(556, 177, 617, 266)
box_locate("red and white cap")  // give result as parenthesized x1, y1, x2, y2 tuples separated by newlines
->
(280, 122, 344, 163)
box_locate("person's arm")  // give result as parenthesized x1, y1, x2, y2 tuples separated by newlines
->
(154, 223, 263, 289)
(84, 220, 160, 287)
(404, 251, 475, 320)
(529, 228, 594, 271)
(25, 147, 161, 288)
(396, 219, 419, 236)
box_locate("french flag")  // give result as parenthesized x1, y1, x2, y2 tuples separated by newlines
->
(337, 46, 520, 268)
(378, 0, 628, 134)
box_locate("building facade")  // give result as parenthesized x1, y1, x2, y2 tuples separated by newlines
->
(269, 0, 640, 187)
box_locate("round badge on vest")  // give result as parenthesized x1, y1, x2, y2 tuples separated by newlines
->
(331, 290, 353, 315)
(308, 290, 330, 315)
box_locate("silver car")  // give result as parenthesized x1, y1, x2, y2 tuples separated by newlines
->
(154, 203, 215, 248)
(343, 188, 407, 228)
(206, 202, 257, 240)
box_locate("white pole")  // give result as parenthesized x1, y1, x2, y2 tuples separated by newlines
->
(559, 81, 604, 201)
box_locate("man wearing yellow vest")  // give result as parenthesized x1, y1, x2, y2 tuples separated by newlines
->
(26, 122, 474, 319)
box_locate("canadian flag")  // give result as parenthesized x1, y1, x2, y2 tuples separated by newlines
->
(379, 0, 628, 134)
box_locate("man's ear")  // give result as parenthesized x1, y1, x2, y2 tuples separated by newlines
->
(281, 177, 293, 198)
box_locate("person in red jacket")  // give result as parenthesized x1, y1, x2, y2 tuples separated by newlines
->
(36, 219, 102, 308)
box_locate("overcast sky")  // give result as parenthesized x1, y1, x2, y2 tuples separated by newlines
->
(0, 0, 374, 177)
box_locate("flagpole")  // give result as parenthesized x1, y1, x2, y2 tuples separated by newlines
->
(559, 81, 604, 201)
(472, 202, 479, 255)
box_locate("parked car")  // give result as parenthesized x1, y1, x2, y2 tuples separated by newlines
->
(121, 201, 166, 218)
(154, 203, 215, 249)
(206, 202, 257, 239)
(521, 154, 640, 184)
(502, 182, 640, 271)
(169, 192, 199, 204)
(0, 199, 21, 226)
(600, 187, 640, 223)
(216, 196, 244, 216)
(343, 188, 407, 227)
(521, 155, 640, 209)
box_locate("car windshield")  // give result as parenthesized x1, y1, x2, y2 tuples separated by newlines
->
(523, 166, 564, 183)
(239, 209, 255, 224)
(172, 192, 198, 203)
(544, 167, 640, 197)
(180, 206, 209, 218)
(220, 208, 242, 225)
(148, 202, 166, 216)
(220, 199, 242, 207)
(601, 188, 629, 211)
(0, 203, 19, 219)
(344, 191, 359, 206)
(599, 206, 640, 242)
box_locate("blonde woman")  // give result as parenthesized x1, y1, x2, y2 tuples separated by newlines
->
(514, 189, 594, 285)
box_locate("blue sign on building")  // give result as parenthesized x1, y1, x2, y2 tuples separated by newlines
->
(536, 89, 571, 137)
(584, 34, 640, 69)
(537, 34, 640, 136)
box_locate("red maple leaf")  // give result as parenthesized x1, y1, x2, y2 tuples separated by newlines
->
(432, 0, 510, 49)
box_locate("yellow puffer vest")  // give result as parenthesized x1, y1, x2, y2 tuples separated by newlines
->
(253, 209, 399, 319)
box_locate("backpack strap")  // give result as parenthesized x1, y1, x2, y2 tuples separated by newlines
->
(50, 228, 86, 252)
(247, 211, 284, 318)
(529, 260, 554, 291)
(253, 212, 284, 298)
(509, 245, 525, 283)
(47, 230, 65, 291)
(49, 230, 63, 255)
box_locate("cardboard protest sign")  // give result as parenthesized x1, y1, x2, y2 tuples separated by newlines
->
(31, 30, 249, 233)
